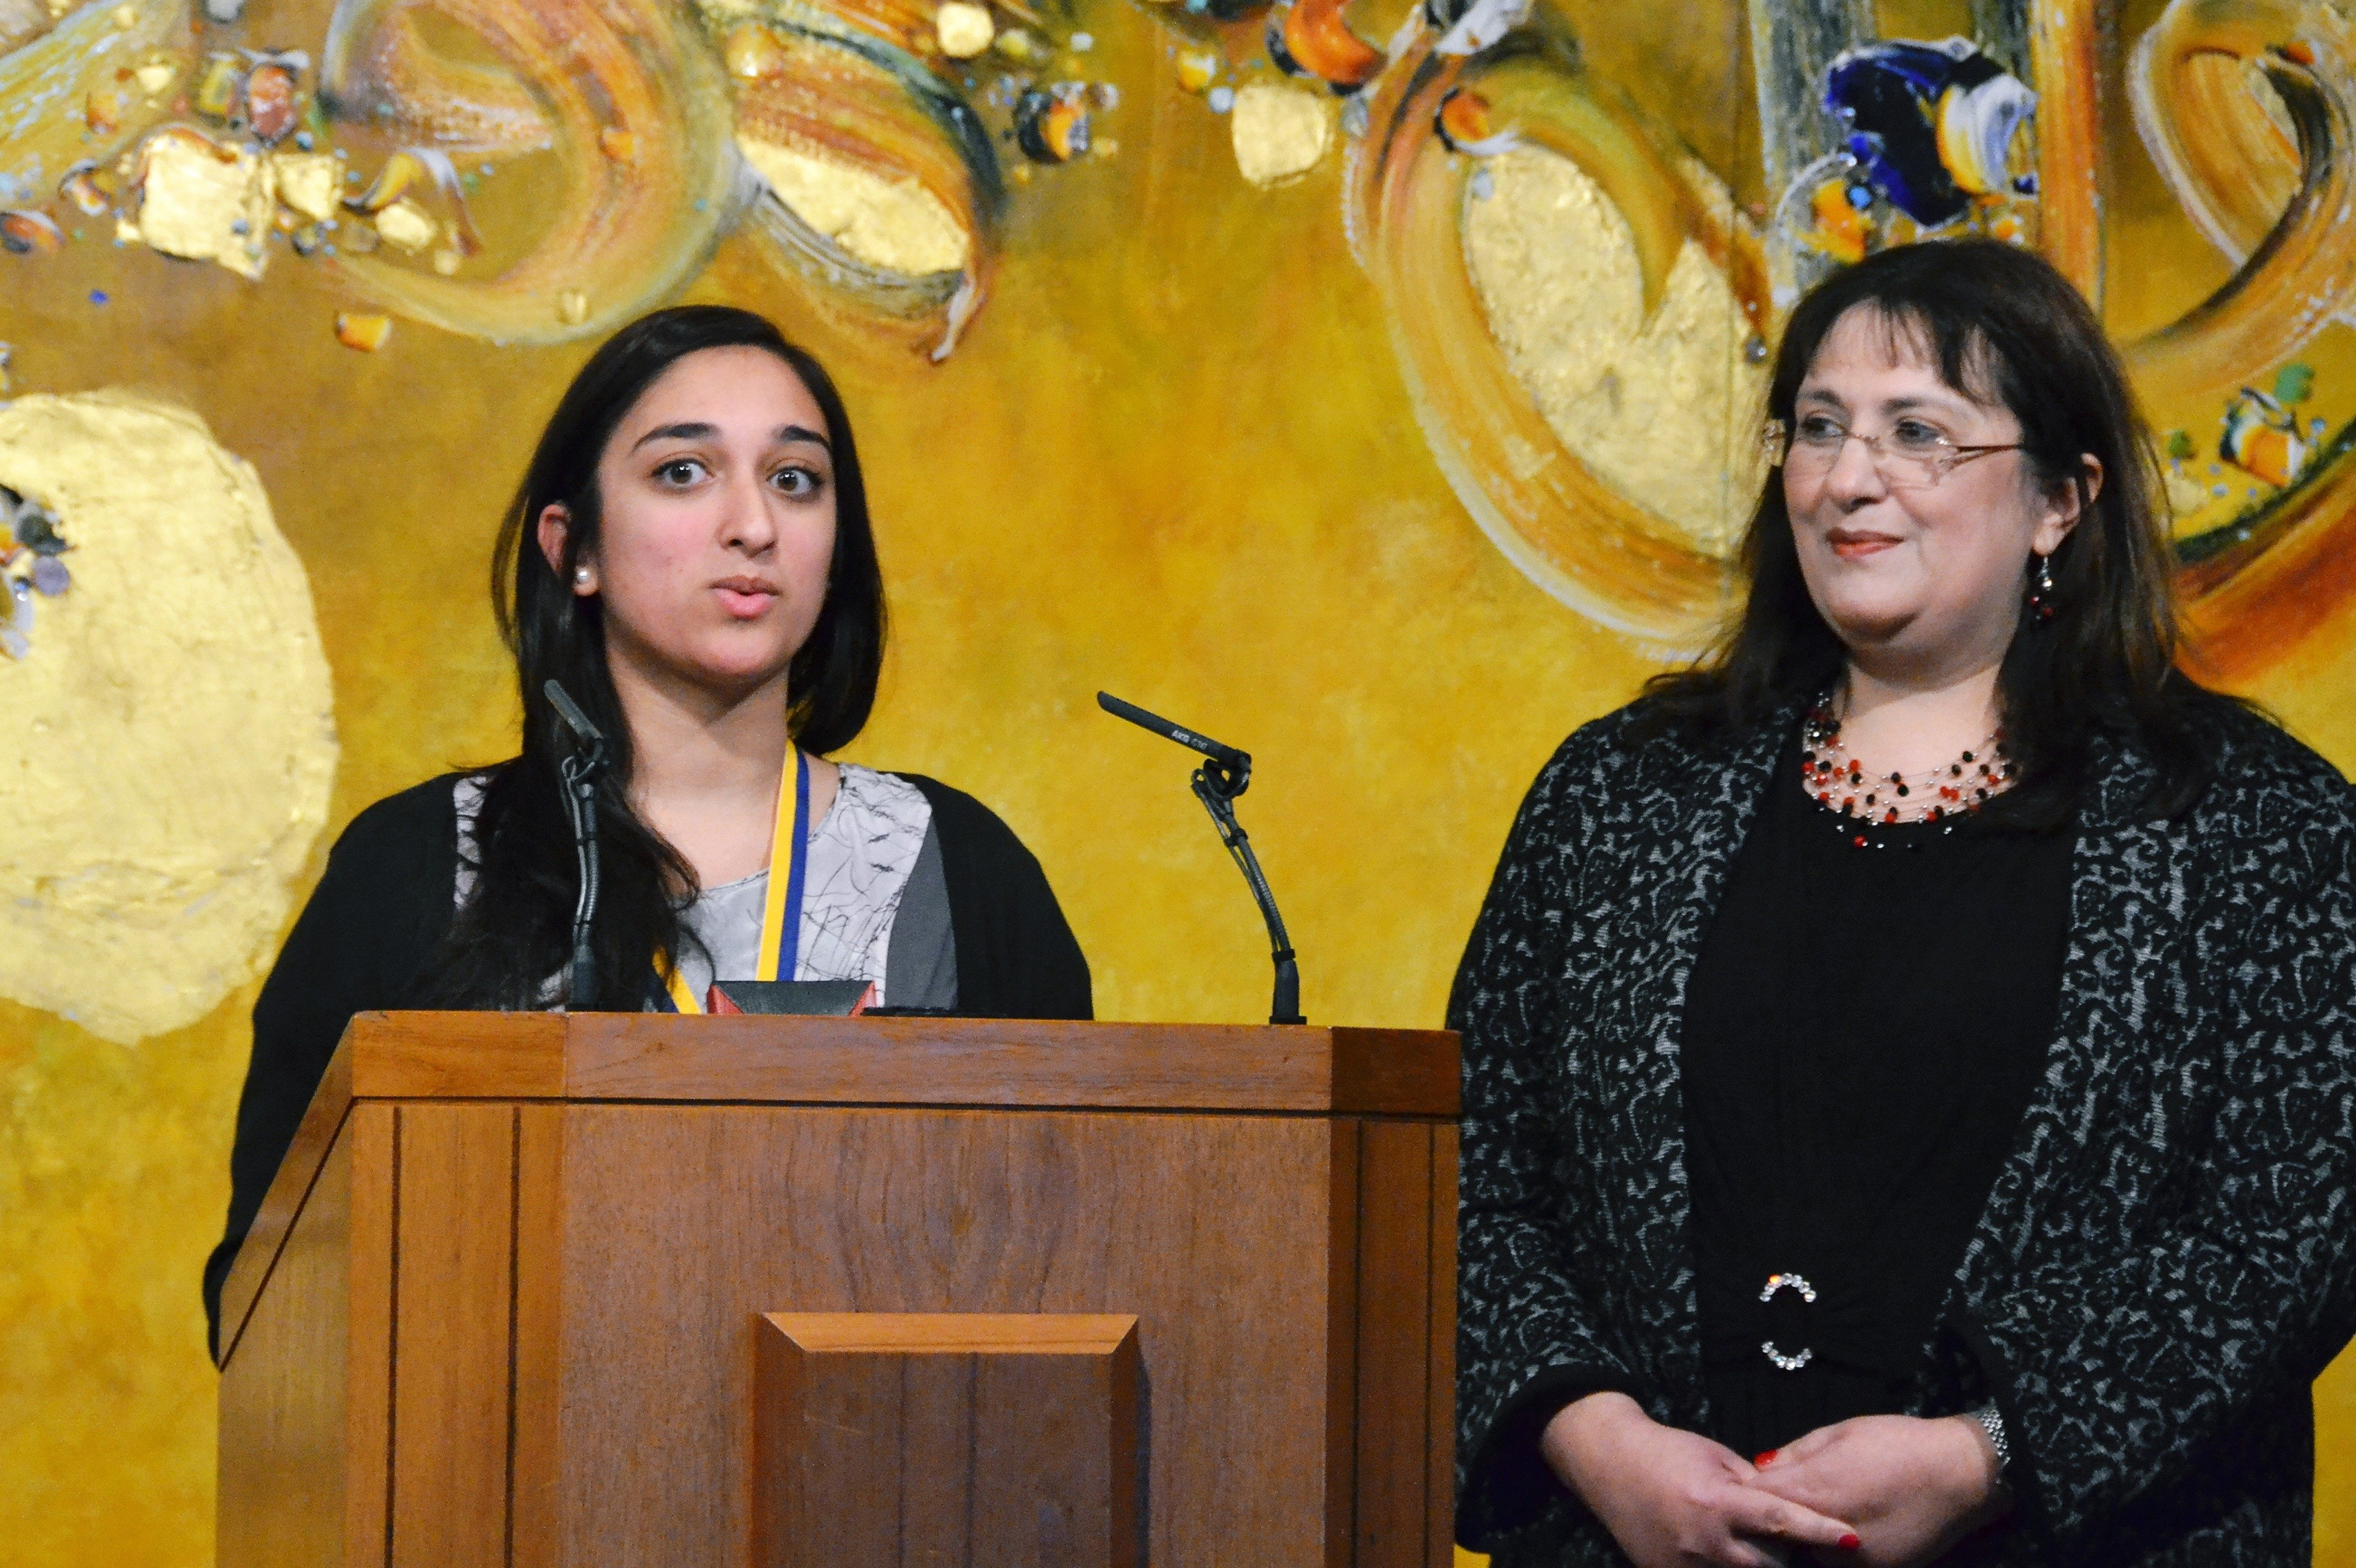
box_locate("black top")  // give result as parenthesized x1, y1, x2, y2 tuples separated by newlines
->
(1680, 734, 2073, 1458)
(202, 768, 1092, 1358)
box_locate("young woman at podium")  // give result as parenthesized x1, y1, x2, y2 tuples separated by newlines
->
(203, 305, 1090, 1356)
(1451, 242, 2356, 1565)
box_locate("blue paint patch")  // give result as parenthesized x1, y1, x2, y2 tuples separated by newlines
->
(1823, 38, 2035, 228)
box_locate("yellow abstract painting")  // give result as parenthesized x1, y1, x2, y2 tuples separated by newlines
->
(2, 0, 2354, 1560)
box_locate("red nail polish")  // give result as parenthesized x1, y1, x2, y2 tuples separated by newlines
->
(1839, 1534, 1862, 1552)
(1754, 1449, 1777, 1467)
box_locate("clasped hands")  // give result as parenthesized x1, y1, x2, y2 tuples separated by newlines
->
(1542, 1391, 2009, 1568)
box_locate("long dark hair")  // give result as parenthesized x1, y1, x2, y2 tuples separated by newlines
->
(1645, 238, 2219, 825)
(425, 306, 887, 1009)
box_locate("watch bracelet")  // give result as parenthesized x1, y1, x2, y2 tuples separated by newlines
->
(1971, 1402, 2010, 1476)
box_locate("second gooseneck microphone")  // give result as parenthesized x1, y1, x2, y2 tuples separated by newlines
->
(1097, 692, 1305, 1026)
(544, 678, 610, 1011)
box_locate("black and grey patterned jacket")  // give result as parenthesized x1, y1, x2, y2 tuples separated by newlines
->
(1451, 694, 2356, 1566)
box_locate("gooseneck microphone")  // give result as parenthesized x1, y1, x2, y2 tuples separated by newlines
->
(544, 679, 611, 1011)
(1097, 692, 1305, 1026)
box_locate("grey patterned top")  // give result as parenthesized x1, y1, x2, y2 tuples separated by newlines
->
(1450, 694, 2356, 1567)
(674, 764, 954, 1009)
(455, 763, 956, 1010)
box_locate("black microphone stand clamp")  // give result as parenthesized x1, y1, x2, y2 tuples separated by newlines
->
(544, 680, 611, 1011)
(1097, 693, 1305, 1025)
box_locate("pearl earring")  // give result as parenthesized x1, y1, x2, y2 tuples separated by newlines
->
(573, 565, 593, 588)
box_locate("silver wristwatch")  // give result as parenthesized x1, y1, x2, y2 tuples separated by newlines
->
(1970, 1403, 2010, 1476)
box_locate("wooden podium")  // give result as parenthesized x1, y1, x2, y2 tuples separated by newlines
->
(215, 1012, 1460, 1567)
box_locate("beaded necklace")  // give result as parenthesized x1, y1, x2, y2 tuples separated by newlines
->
(1800, 693, 2015, 848)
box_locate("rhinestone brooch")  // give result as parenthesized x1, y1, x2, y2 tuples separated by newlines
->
(1760, 1271, 1817, 1373)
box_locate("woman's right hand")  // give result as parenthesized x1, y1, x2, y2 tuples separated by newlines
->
(1542, 1392, 1860, 1568)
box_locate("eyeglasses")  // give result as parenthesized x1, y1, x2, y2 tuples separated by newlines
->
(1763, 415, 2022, 489)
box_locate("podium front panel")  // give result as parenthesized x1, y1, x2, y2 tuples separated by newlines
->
(216, 1015, 1459, 1567)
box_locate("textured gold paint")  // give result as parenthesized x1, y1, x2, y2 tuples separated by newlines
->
(1464, 146, 1763, 553)
(0, 394, 336, 1045)
(737, 135, 971, 275)
(370, 194, 438, 254)
(130, 133, 274, 280)
(0, 0, 2354, 1561)
(0, 0, 46, 52)
(268, 151, 341, 224)
(934, 1, 994, 59)
(1231, 82, 1331, 186)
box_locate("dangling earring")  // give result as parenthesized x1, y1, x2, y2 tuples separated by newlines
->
(2026, 552, 2056, 623)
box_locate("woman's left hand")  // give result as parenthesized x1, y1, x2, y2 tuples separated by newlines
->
(1745, 1414, 2009, 1566)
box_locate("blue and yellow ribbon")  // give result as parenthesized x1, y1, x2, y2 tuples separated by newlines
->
(661, 743, 810, 1013)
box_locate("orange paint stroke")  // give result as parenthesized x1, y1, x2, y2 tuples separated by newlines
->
(1281, 0, 1383, 92)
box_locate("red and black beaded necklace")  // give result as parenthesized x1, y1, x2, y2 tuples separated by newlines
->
(1799, 693, 2015, 848)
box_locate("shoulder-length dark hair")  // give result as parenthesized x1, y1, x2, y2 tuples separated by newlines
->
(424, 304, 886, 1010)
(1645, 237, 2216, 825)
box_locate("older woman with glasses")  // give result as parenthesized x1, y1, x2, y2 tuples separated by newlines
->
(1452, 239, 2356, 1567)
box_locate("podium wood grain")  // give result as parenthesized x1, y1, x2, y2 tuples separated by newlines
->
(754, 1313, 1142, 1567)
(216, 1013, 1459, 1567)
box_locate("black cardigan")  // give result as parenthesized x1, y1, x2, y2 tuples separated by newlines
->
(1451, 695, 2356, 1567)
(203, 769, 1092, 1357)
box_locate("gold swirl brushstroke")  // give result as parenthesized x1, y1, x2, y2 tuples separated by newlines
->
(699, 0, 1002, 359)
(711, 0, 943, 57)
(2173, 430, 2356, 680)
(318, 0, 744, 343)
(2115, 0, 2356, 674)
(2132, 0, 2311, 265)
(2125, 0, 2356, 397)
(1348, 26, 1769, 645)
(330, 3, 552, 156)
(0, 0, 191, 209)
